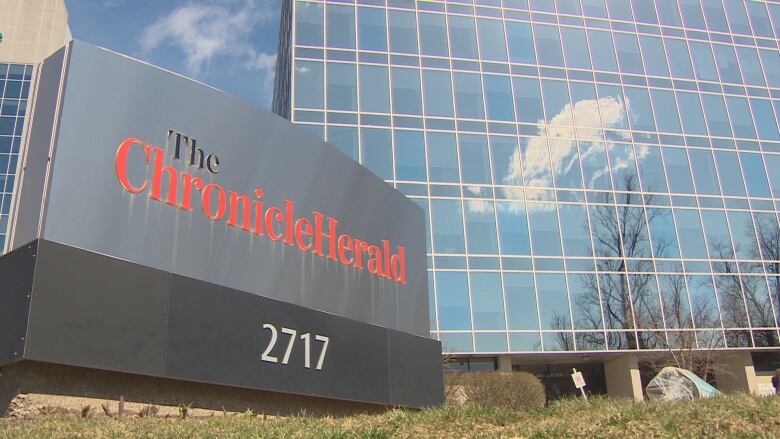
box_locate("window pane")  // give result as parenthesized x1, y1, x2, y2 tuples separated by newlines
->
(419, 13, 448, 56)
(648, 208, 681, 258)
(688, 276, 721, 329)
(619, 207, 652, 258)
(689, 41, 718, 82)
(465, 201, 499, 254)
(599, 273, 635, 330)
(416, 199, 432, 254)
(326, 4, 355, 49)
(675, 92, 707, 135)
(453, 73, 485, 119)
(588, 29, 618, 71)
(635, 145, 668, 193)
(361, 128, 393, 180)
(714, 151, 746, 197)
(477, 18, 507, 61)
(422, 70, 454, 117)
(449, 15, 479, 59)
(749, 99, 780, 141)
(471, 273, 506, 329)
(506, 21, 536, 64)
(664, 38, 694, 79)
(597, 84, 628, 130)
(701, 210, 734, 259)
(358, 7, 386, 51)
(533, 24, 565, 67)
(537, 274, 571, 330)
(394, 130, 426, 181)
(726, 96, 757, 139)
(522, 137, 553, 188)
(607, 0, 633, 20)
(504, 273, 539, 329)
(326, 63, 357, 110)
(758, 50, 780, 89)
(583, 0, 608, 18)
(460, 134, 491, 184)
(497, 201, 531, 255)
(700, 94, 732, 138)
(701, 0, 729, 32)
(513, 77, 544, 123)
(528, 203, 562, 256)
(678, 0, 706, 29)
(608, 143, 641, 192)
(747, 1, 773, 38)
(328, 126, 358, 160)
(736, 47, 765, 86)
(570, 82, 601, 128)
(649, 89, 682, 133)
(296, 1, 324, 46)
(432, 199, 466, 253)
(724, 0, 751, 35)
(764, 155, 780, 199)
(660, 275, 692, 328)
(557, 0, 582, 15)
(542, 80, 573, 125)
(391, 67, 422, 115)
(549, 139, 583, 189)
(631, 0, 658, 23)
(631, 274, 663, 329)
(713, 44, 743, 84)
(439, 333, 473, 353)
(359, 65, 390, 113)
(739, 153, 771, 198)
(569, 273, 602, 330)
(484, 75, 515, 122)
(559, 204, 592, 257)
(427, 132, 459, 183)
(689, 149, 720, 196)
(436, 271, 471, 330)
(674, 209, 708, 259)
(579, 140, 612, 190)
(624, 87, 656, 132)
(490, 136, 521, 186)
(561, 27, 591, 69)
(294, 60, 323, 109)
(663, 147, 695, 194)
(614, 33, 644, 75)
(655, 0, 683, 26)
(727, 211, 758, 260)
(389, 10, 418, 54)
(639, 36, 669, 77)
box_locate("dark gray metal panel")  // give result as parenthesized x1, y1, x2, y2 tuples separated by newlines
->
(24, 240, 169, 375)
(165, 275, 392, 405)
(34, 41, 428, 337)
(7, 46, 68, 251)
(0, 241, 36, 366)
(387, 330, 444, 407)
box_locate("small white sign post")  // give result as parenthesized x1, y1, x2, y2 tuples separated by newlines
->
(571, 368, 588, 400)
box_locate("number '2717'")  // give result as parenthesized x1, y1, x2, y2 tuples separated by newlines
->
(260, 323, 330, 371)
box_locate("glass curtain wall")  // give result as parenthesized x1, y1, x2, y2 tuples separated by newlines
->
(282, 0, 780, 354)
(0, 64, 33, 252)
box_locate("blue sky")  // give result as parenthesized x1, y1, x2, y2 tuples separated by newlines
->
(65, 0, 282, 109)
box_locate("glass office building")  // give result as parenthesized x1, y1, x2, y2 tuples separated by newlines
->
(273, 0, 780, 392)
(0, 64, 32, 251)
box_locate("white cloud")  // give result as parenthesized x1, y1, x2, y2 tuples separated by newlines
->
(140, 0, 277, 101)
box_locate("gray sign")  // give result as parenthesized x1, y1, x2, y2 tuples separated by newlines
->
(11, 41, 430, 338)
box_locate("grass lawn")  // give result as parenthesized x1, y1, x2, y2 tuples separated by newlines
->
(1, 393, 778, 438)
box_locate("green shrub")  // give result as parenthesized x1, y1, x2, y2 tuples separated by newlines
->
(445, 371, 546, 411)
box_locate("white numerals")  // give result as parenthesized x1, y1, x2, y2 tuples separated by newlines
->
(260, 323, 330, 371)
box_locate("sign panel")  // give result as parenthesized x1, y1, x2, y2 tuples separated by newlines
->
(12, 41, 429, 337)
(4, 41, 443, 408)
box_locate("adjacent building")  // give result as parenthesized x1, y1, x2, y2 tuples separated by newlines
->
(273, 0, 780, 398)
(0, 0, 70, 250)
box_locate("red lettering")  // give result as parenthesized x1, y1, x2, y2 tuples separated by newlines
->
(284, 200, 294, 246)
(201, 183, 226, 221)
(313, 211, 338, 261)
(295, 218, 313, 251)
(265, 206, 284, 241)
(150, 146, 179, 206)
(338, 234, 354, 265)
(228, 191, 252, 231)
(353, 240, 370, 269)
(367, 245, 382, 275)
(115, 137, 150, 194)
(391, 246, 406, 285)
(180, 173, 204, 211)
(253, 188, 265, 236)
